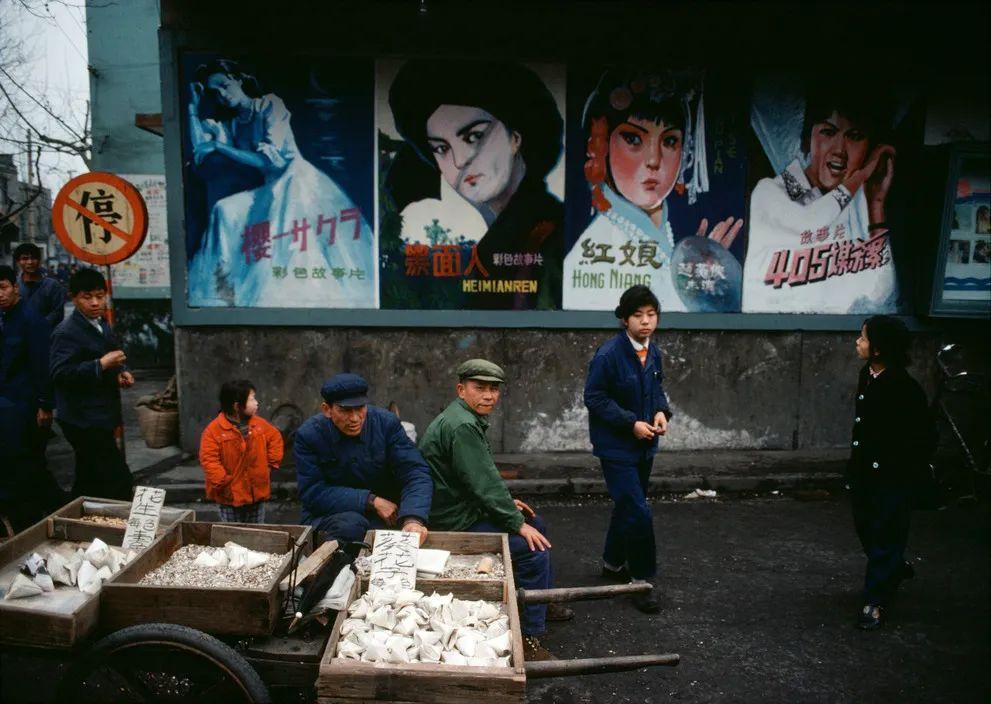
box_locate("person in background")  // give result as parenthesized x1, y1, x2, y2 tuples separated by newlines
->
(49, 268, 133, 500)
(387, 400, 418, 443)
(14, 243, 66, 329)
(584, 285, 673, 614)
(0, 265, 64, 529)
(199, 379, 283, 523)
(848, 315, 935, 630)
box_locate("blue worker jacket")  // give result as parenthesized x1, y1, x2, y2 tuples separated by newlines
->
(295, 405, 433, 526)
(0, 300, 52, 452)
(18, 273, 66, 329)
(49, 309, 126, 429)
(584, 331, 674, 462)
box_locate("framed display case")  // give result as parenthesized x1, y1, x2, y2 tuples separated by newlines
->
(930, 143, 991, 317)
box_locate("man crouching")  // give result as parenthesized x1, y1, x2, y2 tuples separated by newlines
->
(419, 359, 572, 661)
(295, 373, 432, 546)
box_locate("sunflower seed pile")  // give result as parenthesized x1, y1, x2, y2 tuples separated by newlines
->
(139, 545, 288, 589)
(78, 515, 128, 528)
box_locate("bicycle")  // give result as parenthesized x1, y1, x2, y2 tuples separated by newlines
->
(930, 343, 991, 504)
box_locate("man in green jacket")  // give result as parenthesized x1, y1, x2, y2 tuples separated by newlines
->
(419, 359, 570, 661)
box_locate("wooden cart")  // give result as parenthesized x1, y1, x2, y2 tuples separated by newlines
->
(1, 525, 679, 704)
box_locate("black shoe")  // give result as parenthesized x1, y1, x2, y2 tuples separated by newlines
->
(856, 604, 882, 630)
(898, 561, 915, 581)
(632, 584, 661, 614)
(600, 563, 630, 583)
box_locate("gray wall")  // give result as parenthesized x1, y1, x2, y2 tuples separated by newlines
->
(175, 327, 945, 457)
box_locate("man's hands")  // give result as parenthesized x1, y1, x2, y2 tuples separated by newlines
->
(118, 371, 135, 389)
(513, 498, 536, 519)
(401, 520, 429, 546)
(36, 408, 53, 427)
(99, 350, 127, 371)
(518, 522, 552, 552)
(634, 414, 669, 440)
(371, 496, 399, 526)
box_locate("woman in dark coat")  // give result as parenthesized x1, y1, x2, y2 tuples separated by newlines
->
(848, 315, 936, 630)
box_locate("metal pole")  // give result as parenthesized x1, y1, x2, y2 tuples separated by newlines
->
(105, 263, 125, 461)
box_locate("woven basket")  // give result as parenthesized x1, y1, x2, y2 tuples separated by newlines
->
(135, 405, 179, 448)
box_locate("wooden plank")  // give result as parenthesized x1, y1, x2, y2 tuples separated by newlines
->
(210, 524, 290, 553)
(279, 539, 338, 592)
(416, 578, 504, 601)
(247, 654, 319, 689)
(502, 534, 524, 674)
(365, 530, 504, 555)
(48, 518, 125, 546)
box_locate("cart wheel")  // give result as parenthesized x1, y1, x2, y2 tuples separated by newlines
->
(57, 623, 271, 704)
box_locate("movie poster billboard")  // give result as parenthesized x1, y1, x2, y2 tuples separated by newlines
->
(562, 69, 749, 312)
(377, 59, 566, 310)
(180, 53, 376, 308)
(942, 157, 990, 303)
(743, 74, 921, 313)
(111, 174, 170, 292)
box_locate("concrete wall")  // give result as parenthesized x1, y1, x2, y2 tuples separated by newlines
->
(174, 327, 947, 456)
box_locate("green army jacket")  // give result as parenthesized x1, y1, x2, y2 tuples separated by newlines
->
(418, 399, 524, 533)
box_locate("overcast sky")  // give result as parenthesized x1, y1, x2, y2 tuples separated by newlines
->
(1, 0, 90, 195)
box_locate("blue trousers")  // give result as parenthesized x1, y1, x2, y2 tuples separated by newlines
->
(467, 515, 552, 637)
(600, 456, 657, 580)
(306, 511, 387, 544)
(851, 483, 912, 607)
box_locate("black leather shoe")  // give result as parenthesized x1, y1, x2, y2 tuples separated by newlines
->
(600, 564, 630, 583)
(546, 603, 575, 622)
(632, 585, 661, 614)
(856, 604, 882, 630)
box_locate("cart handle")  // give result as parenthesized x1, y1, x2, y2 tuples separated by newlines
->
(525, 653, 680, 678)
(517, 582, 650, 604)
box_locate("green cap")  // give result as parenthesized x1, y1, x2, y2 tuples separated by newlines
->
(457, 358, 506, 384)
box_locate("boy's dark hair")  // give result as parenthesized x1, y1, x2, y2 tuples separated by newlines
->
(219, 379, 255, 415)
(0, 264, 16, 286)
(69, 268, 107, 296)
(13, 242, 42, 260)
(615, 285, 660, 320)
(863, 315, 910, 368)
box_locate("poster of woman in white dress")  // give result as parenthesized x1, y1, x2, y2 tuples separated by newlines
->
(744, 77, 921, 314)
(182, 55, 375, 309)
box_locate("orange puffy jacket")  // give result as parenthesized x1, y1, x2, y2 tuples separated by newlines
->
(198, 413, 284, 507)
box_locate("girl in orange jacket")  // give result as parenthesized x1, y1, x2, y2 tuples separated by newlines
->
(199, 379, 283, 523)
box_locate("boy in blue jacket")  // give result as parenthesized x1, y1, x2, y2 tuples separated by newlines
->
(583, 285, 673, 613)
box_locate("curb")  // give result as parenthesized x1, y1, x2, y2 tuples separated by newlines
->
(151, 472, 844, 504)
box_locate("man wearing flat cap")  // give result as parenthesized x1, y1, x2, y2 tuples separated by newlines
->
(419, 359, 570, 661)
(294, 373, 433, 545)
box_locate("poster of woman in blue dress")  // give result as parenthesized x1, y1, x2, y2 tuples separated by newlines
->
(182, 55, 376, 309)
(562, 68, 749, 313)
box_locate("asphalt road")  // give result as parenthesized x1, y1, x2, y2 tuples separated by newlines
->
(1, 495, 987, 703)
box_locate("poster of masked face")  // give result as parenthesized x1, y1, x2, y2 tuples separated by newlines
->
(743, 75, 921, 314)
(562, 69, 749, 313)
(377, 59, 566, 310)
(181, 53, 376, 309)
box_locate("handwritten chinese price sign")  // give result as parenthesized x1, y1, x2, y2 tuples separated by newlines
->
(121, 486, 166, 550)
(51, 172, 148, 265)
(368, 530, 419, 596)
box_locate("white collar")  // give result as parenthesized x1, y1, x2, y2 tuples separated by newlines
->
(626, 332, 649, 352)
(84, 315, 103, 331)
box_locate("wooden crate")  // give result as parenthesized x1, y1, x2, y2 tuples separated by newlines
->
(100, 521, 313, 637)
(317, 531, 526, 704)
(49, 496, 194, 545)
(0, 513, 150, 649)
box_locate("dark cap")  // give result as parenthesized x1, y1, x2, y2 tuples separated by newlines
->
(457, 359, 506, 384)
(320, 373, 369, 407)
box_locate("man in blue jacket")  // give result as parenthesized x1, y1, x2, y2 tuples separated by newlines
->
(50, 268, 134, 500)
(0, 265, 64, 528)
(295, 373, 433, 545)
(583, 285, 673, 614)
